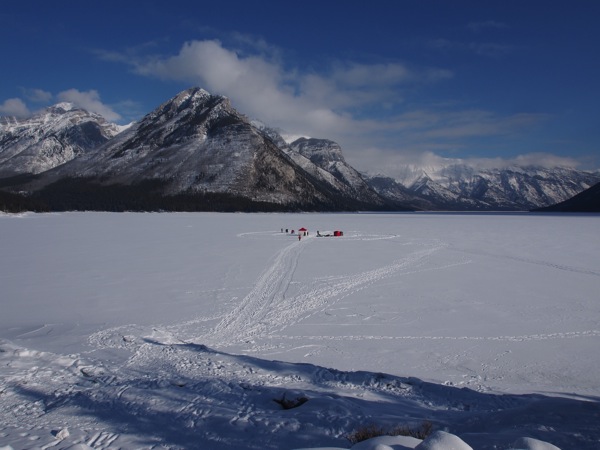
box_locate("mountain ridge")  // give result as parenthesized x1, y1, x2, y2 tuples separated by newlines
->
(1, 87, 598, 212)
(0, 103, 123, 177)
(0, 88, 394, 212)
(534, 181, 600, 212)
(365, 163, 600, 211)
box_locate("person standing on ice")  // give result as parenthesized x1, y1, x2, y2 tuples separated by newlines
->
(298, 234, 301, 241)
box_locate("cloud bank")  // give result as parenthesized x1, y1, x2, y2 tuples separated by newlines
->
(57, 89, 121, 122)
(3, 36, 590, 175)
(23, 88, 52, 103)
(0, 89, 121, 123)
(118, 37, 568, 170)
(104, 37, 589, 173)
(128, 39, 456, 139)
(358, 148, 582, 180)
(0, 98, 30, 117)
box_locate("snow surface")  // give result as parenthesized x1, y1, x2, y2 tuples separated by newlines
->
(0, 212, 599, 450)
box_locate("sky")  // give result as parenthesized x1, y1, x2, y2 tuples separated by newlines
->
(1, 0, 599, 176)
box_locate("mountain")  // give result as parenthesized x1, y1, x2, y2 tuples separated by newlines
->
(534, 181, 600, 212)
(286, 137, 386, 206)
(2, 88, 392, 212)
(0, 103, 123, 178)
(368, 163, 600, 211)
(364, 175, 440, 211)
(2, 87, 597, 213)
(240, 123, 390, 208)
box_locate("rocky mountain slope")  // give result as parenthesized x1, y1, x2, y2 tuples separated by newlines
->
(287, 137, 384, 206)
(1, 87, 598, 212)
(1, 88, 391, 211)
(534, 181, 600, 212)
(0, 103, 123, 177)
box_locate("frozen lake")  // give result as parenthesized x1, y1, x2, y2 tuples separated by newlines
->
(1, 212, 599, 449)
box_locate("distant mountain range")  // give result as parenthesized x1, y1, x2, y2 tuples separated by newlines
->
(1, 87, 599, 212)
(365, 164, 600, 211)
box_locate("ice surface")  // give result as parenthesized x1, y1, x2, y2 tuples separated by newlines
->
(0, 212, 598, 449)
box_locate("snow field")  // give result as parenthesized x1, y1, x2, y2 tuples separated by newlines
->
(0, 212, 599, 449)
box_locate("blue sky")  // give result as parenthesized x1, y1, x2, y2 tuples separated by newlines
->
(1, 0, 599, 175)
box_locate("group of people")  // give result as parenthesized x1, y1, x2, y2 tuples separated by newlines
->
(281, 228, 309, 240)
(280, 228, 342, 239)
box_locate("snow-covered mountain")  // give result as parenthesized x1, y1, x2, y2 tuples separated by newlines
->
(363, 175, 440, 211)
(287, 137, 385, 206)
(0, 103, 123, 177)
(2, 87, 598, 212)
(12, 88, 388, 211)
(244, 123, 389, 207)
(367, 163, 600, 211)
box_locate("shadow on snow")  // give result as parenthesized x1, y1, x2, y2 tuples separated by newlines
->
(13, 340, 600, 450)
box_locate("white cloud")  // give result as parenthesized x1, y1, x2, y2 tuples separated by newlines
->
(511, 153, 579, 169)
(129, 39, 454, 140)
(330, 62, 412, 87)
(468, 20, 510, 33)
(415, 110, 548, 140)
(57, 89, 121, 122)
(454, 152, 580, 170)
(427, 37, 513, 57)
(468, 42, 513, 57)
(0, 98, 30, 117)
(23, 88, 52, 103)
(355, 147, 583, 180)
(132, 39, 349, 137)
(112, 38, 580, 175)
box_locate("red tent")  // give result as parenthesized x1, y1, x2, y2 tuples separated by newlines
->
(298, 227, 308, 232)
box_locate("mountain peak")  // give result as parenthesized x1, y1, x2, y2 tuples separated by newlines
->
(4, 86, 597, 212)
(146, 87, 234, 127)
(50, 102, 77, 113)
(0, 101, 122, 177)
(3, 87, 390, 211)
(173, 87, 212, 104)
(290, 137, 344, 165)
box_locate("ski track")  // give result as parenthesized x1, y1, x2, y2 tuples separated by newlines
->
(206, 237, 305, 345)
(202, 234, 448, 347)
